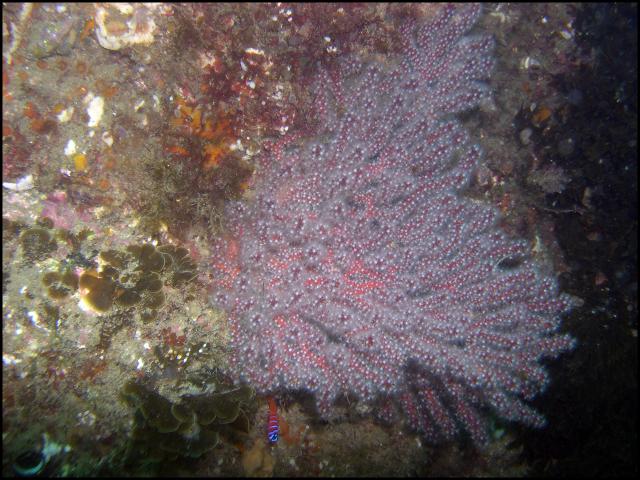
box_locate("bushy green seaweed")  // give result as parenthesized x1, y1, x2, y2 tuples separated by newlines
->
(19, 227, 57, 261)
(92, 242, 198, 318)
(120, 380, 255, 470)
(86, 242, 199, 349)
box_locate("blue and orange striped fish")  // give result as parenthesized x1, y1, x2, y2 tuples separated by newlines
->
(267, 397, 279, 444)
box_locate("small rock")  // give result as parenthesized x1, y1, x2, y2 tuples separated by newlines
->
(519, 127, 533, 146)
(558, 137, 575, 157)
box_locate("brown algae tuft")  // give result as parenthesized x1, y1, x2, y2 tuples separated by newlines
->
(79, 270, 116, 313)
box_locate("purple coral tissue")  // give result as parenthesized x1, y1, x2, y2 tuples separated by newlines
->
(212, 4, 576, 445)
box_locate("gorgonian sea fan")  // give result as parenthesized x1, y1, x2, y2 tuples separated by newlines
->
(212, 4, 576, 445)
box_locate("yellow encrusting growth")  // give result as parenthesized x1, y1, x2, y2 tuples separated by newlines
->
(73, 153, 88, 172)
